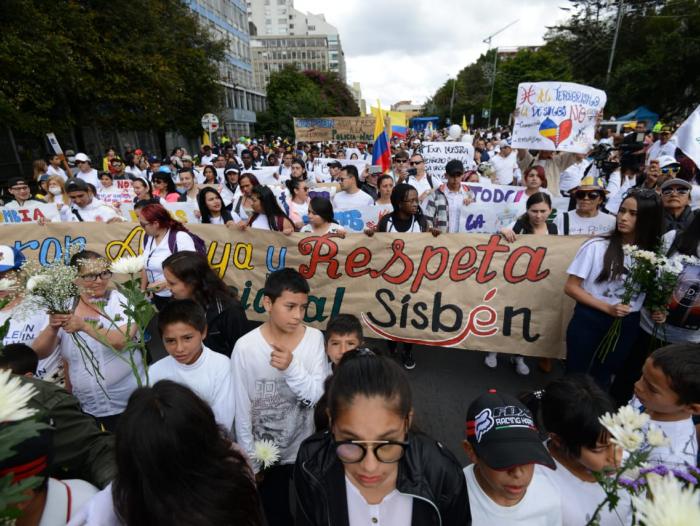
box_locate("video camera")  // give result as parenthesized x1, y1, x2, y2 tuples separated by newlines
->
(587, 143, 619, 178)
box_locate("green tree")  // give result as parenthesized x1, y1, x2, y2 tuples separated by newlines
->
(257, 66, 359, 138)
(0, 0, 225, 138)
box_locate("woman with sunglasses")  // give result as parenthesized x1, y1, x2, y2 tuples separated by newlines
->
(151, 171, 181, 203)
(554, 176, 616, 236)
(285, 177, 311, 229)
(564, 188, 665, 388)
(33, 250, 141, 431)
(660, 177, 694, 233)
(294, 349, 470, 526)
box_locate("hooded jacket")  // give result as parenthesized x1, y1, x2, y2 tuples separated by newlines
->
(294, 430, 471, 526)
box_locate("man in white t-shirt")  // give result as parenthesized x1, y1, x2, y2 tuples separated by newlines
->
(231, 269, 327, 526)
(463, 390, 561, 526)
(65, 178, 121, 223)
(406, 152, 436, 208)
(332, 165, 374, 211)
(200, 145, 217, 165)
(73, 153, 100, 187)
(555, 175, 616, 236)
(490, 139, 519, 185)
(646, 126, 677, 165)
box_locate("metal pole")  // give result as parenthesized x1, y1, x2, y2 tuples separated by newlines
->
(487, 48, 498, 128)
(606, 0, 624, 85)
(449, 79, 456, 123)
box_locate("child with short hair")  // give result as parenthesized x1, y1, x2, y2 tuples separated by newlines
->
(0, 342, 38, 376)
(230, 268, 327, 526)
(324, 313, 363, 367)
(633, 343, 700, 468)
(463, 389, 562, 526)
(150, 299, 235, 432)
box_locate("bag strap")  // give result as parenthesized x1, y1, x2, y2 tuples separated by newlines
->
(72, 209, 84, 222)
(563, 212, 570, 235)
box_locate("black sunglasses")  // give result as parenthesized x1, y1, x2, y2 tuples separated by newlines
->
(333, 438, 409, 464)
(661, 187, 690, 196)
(574, 190, 603, 200)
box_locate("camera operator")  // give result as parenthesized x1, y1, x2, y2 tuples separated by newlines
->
(619, 121, 648, 169)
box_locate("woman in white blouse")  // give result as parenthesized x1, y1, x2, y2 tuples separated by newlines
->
(197, 187, 241, 228)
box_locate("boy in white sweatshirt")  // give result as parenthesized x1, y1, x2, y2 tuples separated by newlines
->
(150, 299, 235, 432)
(230, 268, 327, 526)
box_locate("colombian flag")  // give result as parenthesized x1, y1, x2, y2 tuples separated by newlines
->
(372, 102, 391, 173)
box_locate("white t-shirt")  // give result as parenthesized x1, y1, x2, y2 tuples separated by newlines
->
(250, 214, 271, 230)
(300, 223, 345, 235)
(332, 190, 374, 211)
(42, 478, 98, 526)
(490, 152, 519, 185)
(47, 165, 68, 181)
(444, 186, 470, 233)
(407, 173, 435, 200)
(464, 464, 562, 526)
(567, 238, 645, 311)
(558, 159, 591, 194)
(143, 230, 195, 297)
(346, 476, 413, 526)
(0, 308, 63, 383)
(56, 291, 143, 417)
(150, 345, 235, 431)
(555, 211, 616, 237)
(537, 460, 632, 526)
(230, 326, 328, 471)
(630, 396, 698, 468)
(646, 140, 677, 164)
(70, 199, 119, 223)
(75, 169, 100, 188)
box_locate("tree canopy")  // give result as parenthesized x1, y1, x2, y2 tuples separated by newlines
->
(0, 0, 225, 136)
(256, 66, 360, 138)
(425, 0, 700, 127)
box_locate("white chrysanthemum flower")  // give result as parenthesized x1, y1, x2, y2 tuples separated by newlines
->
(0, 369, 38, 422)
(612, 428, 645, 452)
(646, 425, 670, 448)
(26, 274, 50, 292)
(110, 255, 146, 275)
(633, 474, 700, 526)
(0, 278, 16, 291)
(615, 405, 650, 431)
(253, 439, 281, 469)
(623, 244, 639, 256)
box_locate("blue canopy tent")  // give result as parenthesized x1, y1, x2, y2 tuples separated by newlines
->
(410, 116, 439, 132)
(615, 106, 659, 127)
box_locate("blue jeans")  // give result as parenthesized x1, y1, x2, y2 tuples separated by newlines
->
(566, 303, 641, 389)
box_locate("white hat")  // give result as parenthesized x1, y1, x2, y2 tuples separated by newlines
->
(656, 155, 679, 168)
(75, 152, 90, 163)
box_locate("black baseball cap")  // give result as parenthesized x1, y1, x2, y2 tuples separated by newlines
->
(65, 178, 89, 193)
(327, 161, 342, 168)
(7, 177, 29, 188)
(446, 159, 465, 176)
(466, 389, 555, 470)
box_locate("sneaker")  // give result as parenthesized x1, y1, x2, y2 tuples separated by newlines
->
(512, 356, 530, 376)
(402, 349, 416, 370)
(484, 352, 498, 369)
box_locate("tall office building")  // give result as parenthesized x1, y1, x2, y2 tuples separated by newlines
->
(184, 0, 266, 136)
(246, 0, 346, 90)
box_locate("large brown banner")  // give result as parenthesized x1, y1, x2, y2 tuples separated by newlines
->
(1, 224, 586, 358)
(293, 117, 376, 142)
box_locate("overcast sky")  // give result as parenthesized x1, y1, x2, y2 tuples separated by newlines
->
(295, 0, 570, 109)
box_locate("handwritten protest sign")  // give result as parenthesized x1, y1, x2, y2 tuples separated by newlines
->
(308, 158, 370, 179)
(0, 203, 60, 225)
(294, 117, 376, 142)
(512, 82, 607, 154)
(6, 223, 586, 358)
(120, 202, 200, 224)
(97, 180, 135, 205)
(420, 142, 476, 178)
(458, 203, 521, 233)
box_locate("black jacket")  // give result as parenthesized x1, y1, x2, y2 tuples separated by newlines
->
(203, 295, 249, 357)
(663, 206, 696, 234)
(294, 431, 471, 526)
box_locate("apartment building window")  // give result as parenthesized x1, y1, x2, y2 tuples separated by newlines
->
(277, 18, 286, 24)
(308, 25, 315, 31)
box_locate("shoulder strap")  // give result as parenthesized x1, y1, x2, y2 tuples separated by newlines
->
(563, 212, 570, 235)
(168, 229, 178, 253)
(427, 174, 434, 188)
(72, 209, 84, 222)
(547, 222, 558, 234)
(666, 232, 682, 256)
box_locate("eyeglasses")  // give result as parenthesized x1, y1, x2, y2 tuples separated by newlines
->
(333, 438, 409, 464)
(79, 270, 112, 282)
(661, 187, 690, 196)
(10, 185, 29, 191)
(410, 161, 424, 166)
(660, 166, 680, 175)
(574, 190, 603, 200)
(395, 159, 408, 163)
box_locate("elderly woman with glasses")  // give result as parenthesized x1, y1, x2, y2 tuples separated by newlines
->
(554, 176, 616, 236)
(33, 250, 142, 432)
(660, 176, 694, 233)
(294, 349, 470, 526)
